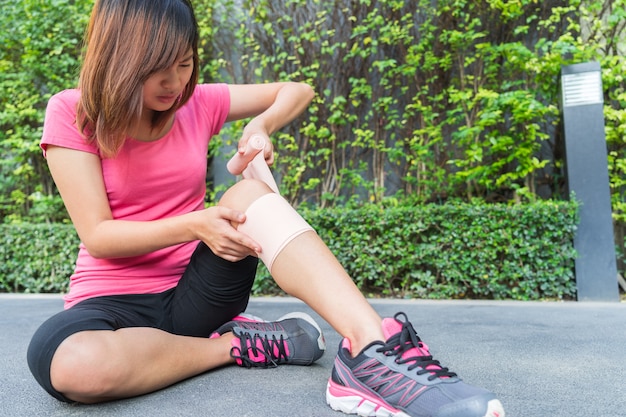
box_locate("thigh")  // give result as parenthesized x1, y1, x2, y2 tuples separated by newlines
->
(167, 241, 258, 337)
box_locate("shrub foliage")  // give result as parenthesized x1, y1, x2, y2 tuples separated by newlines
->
(0, 224, 77, 293)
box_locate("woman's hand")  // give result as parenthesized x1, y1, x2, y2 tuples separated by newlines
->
(238, 128, 274, 165)
(227, 82, 315, 166)
(191, 206, 261, 262)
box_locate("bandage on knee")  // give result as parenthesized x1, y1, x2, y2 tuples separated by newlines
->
(238, 193, 313, 272)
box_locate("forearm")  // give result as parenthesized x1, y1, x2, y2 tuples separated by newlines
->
(82, 212, 200, 259)
(247, 82, 315, 135)
(227, 82, 315, 136)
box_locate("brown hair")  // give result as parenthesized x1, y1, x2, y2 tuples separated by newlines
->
(76, 0, 199, 157)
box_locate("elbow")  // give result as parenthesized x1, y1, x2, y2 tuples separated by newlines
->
(285, 81, 315, 105)
(77, 221, 122, 259)
(81, 233, 117, 259)
(89, 251, 109, 260)
(82, 241, 108, 259)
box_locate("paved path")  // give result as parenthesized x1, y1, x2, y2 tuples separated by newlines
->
(1, 294, 625, 416)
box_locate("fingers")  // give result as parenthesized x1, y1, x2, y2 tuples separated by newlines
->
(264, 147, 274, 166)
(207, 207, 261, 261)
(238, 133, 274, 166)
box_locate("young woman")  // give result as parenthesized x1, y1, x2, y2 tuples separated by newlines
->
(27, 1, 505, 416)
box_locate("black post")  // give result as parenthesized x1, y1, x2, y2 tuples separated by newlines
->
(561, 61, 618, 301)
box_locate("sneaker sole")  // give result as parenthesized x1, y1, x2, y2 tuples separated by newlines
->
(484, 399, 506, 417)
(326, 379, 410, 417)
(277, 311, 326, 352)
(326, 380, 506, 417)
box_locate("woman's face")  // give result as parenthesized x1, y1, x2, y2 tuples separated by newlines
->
(142, 49, 194, 113)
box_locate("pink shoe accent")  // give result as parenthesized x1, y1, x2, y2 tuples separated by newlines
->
(230, 325, 292, 366)
(232, 313, 266, 323)
(340, 338, 352, 351)
(381, 317, 441, 374)
(208, 313, 265, 339)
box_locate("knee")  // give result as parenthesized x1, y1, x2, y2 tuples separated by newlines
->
(50, 333, 121, 403)
(220, 179, 273, 211)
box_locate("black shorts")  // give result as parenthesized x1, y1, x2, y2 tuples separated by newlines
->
(27, 242, 258, 402)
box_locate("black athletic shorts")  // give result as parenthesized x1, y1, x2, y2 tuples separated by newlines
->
(27, 242, 258, 402)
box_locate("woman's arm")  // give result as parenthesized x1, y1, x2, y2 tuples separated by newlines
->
(47, 82, 313, 260)
(226, 82, 315, 162)
(46, 145, 259, 260)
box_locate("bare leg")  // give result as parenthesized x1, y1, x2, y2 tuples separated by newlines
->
(271, 231, 384, 353)
(221, 180, 384, 354)
(51, 328, 236, 403)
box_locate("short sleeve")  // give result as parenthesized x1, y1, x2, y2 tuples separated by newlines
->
(40, 89, 99, 157)
(191, 83, 231, 137)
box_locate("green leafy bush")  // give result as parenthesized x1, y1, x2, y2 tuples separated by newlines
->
(0, 0, 91, 223)
(1, 200, 578, 300)
(207, 0, 591, 204)
(0, 224, 77, 293)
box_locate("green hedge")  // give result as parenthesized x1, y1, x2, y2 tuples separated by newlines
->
(0, 223, 77, 293)
(1, 200, 579, 300)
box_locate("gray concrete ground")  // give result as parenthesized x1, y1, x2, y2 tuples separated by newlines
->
(1, 294, 625, 417)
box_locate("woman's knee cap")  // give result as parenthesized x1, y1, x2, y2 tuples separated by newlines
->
(238, 193, 313, 272)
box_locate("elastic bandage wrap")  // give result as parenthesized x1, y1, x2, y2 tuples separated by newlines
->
(238, 193, 313, 273)
(227, 135, 279, 193)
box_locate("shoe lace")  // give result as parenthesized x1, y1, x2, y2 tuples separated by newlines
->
(231, 329, 289, 368)
(377, 312, 457, 381)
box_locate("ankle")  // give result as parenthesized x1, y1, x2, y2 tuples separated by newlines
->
(211, 332, 237, 363)
(346, 328, 385, 356)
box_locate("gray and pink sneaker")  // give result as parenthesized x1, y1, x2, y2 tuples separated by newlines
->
(326, 312, 505, 417)
(211, 312, 326, 368)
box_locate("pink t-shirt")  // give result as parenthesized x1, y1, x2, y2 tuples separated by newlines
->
(40, 84, 230, 308)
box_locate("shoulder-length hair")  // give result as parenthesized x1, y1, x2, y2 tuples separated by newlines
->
(76, 0, 199, 157)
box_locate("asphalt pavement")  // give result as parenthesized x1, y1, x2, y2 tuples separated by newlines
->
(1, 294, 625, 417)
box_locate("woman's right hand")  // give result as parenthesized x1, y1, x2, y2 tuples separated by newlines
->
(191, 206, 261, 262)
